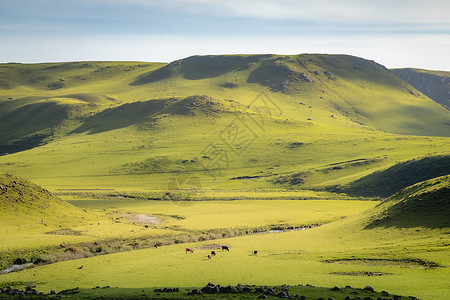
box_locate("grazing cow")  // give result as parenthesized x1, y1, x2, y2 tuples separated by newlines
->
(316, 222, 321, 226)
(201, 237, 207, 241)
(60, 243, 66, 248)
(254, 250, 258, 255)
(154, 244, 158, 249)
(78, 265, 84, 269)
(222, 245, 229, 251)
(144, 225, 149, 228)
(185, 248, 194, 254)
(207, 255, 212, 260)
(211, 251, 216, 256)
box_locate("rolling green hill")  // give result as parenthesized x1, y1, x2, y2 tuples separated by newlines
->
(366, 175, 450, 228)
(0, 173, 86, 226)
(340, 155, 450, 197)
(392, 68, 450, 110)
(0, 54, 449, 193)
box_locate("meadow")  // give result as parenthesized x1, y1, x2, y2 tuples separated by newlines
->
(1, 198, 448, 299)
(0, 54, 449, 299)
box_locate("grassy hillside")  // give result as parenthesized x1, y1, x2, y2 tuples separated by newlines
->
(366, 175, 450, 228)
(0, 173, 86, 227)
(392, 68, 450, 110)
(341, 155, 450, 197)
(1, 54, 449, 193)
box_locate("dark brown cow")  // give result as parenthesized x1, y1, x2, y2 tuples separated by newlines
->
(207, 254, 212, 259)
(185, 248, 194, 253)
(222, 245, 229, 251)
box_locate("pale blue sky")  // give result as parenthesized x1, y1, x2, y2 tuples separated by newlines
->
(1, 0, 449, 69)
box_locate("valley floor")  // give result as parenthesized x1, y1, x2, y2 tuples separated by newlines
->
(0, 195, 449, 299)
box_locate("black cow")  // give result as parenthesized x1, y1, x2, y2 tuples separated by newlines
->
(211, 251, 216, 256)
(254, 250, 258, 255)
(222, 245, 229, 251)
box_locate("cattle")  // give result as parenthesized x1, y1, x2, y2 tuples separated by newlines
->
(316, 222, 321, 226)
(211, 251, 216, 256)
(144, 225, 149, 228)
(254, 250, 258, 255)
(154, 244, 158, 249)
(207, 255, 212, 260)
(78, 265, 84, 269)
(60, 243, 66, 248)
(201, 237, 207, 241)
(222, 245, 229, 251)
(185, 248, 194, 254)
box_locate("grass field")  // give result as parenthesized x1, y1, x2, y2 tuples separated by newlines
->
(1, 54, 449, 299)
(1, 206, 448, 299)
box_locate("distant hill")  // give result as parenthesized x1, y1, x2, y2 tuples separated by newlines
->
(341, 155, 450, 197)
(392, 68, 450, 110)
(1, 55, 450, 156)
(1, 54, 450, 192)
(366, 175, 450, 228)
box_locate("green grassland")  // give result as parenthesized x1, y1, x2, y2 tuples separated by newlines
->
(1, 176, 449, 299)
(1, 54, 449, 193)
(1, 54, 449, 299)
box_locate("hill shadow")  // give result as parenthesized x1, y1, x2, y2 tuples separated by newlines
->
(341, 155, 450, 198)
(130, 55, 272, 85)
(0, 101, 69, 154)
(71, 100, 170, 134)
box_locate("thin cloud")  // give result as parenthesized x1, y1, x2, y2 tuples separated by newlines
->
(0, 0, 449, 69)
(111, 0, 450, 26)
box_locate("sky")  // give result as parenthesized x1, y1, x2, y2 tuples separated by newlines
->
(0, 0, 449, 70)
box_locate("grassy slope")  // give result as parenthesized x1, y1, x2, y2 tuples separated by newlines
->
(392, 68, 450, 109)
(0, 173, 178, 252)
(0, 55, 449, 192)
(1, 177, 448, 299)
(365, 174, 450, 228)
(341, 155, 450, 197)
(0, 173, 86, 227)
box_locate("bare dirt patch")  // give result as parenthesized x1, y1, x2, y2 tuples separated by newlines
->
(323, 258, 442, 269)
(45, 228, 82, 236)
(331, 271, 392, 276)
(120, 213, 161, 225)
(195, 244, 224, 250)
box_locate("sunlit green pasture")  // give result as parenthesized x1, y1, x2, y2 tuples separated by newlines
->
(1, 211, 448, 299)
(1, 120, 449, 192)
(66, 198, 378, 231)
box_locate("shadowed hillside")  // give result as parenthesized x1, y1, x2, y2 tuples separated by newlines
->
(366, 175, 450, 228)
(341, 155, 450, 197)
(130, 54, 450, 137)
(71, 95, 247, 134)
(392, 68, 450, 110)
(131, 55, 272, 84)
